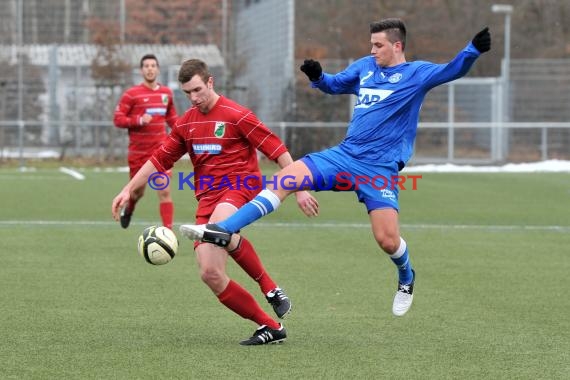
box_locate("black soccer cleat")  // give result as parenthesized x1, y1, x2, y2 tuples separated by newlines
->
(179, 223, 232, 247)
(119, 205, 132, 229)
(239, 324, 287, 346)
(266, 288, 292, 319)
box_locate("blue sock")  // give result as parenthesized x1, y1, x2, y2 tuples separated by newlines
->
(390, 238, 414, 284)
(218, 189, 281, 233)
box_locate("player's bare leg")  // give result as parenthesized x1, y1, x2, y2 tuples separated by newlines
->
(370, 209, 415, 316)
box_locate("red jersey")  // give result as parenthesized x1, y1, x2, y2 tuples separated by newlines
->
(113, 83, 178, 165)
(150, 95, 288, 200)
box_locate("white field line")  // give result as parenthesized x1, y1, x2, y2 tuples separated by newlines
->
(0, 176, 70, 180)
(3, 167, 88, 180)
(0, 220, 569, 232)
(59, 167, 86, 180)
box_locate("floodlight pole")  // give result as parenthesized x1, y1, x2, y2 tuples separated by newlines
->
(17, 0, 24, 169)
(492, 4, 513, 120)
(492, 4, 513, 161)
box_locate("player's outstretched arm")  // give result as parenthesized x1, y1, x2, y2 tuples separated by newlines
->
(111, 160, 158, 220)
(422, 27, 491, 89)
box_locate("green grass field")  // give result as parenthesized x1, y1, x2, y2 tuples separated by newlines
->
(1, 163, 569, 379)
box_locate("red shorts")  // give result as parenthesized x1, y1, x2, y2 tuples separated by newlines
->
(195, 187, 259, 223)
(193, 187, 260, 249)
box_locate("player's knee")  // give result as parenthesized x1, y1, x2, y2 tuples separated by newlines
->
(374, 234, 400, 254)
(200, 267, 225, 287)
(157, 192, 171, 202)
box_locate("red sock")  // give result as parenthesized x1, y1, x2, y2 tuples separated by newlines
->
(159, 201, 174, 229)
(217, 280, 279, 329)
(229, 237, 277, 295)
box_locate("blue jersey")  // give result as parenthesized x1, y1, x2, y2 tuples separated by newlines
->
(312, 43, 481, 167)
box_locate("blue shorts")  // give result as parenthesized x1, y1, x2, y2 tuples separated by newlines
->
(301, 146, 400, 212)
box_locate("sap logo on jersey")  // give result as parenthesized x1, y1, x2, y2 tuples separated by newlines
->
(193, 144, 222, 155)
(355, 88, 393, 109)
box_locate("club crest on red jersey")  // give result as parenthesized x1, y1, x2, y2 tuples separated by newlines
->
(214, 122, 226, 138)
(161, 94, 169, 105)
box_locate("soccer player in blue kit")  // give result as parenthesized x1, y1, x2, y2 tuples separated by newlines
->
(180, 19, 491, 317)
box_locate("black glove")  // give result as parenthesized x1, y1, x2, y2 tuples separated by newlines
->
(472, 27, 491, 53)
(300, 59, 323, 81)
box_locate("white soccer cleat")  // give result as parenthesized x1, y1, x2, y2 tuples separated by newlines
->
(179, 224, 206, 240)
(179, 223, 232, 247)
(392, 270, 415, 316)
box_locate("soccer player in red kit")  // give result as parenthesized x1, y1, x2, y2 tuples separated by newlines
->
(111, 59, 318, 345)
(113, 54, 178, 230)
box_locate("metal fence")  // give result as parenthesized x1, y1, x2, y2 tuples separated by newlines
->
(268, 74, 570, 164)
(2, 118, 568, 166)
(3, 49, 570, 165)
(1, 0, 570, 166)
(266, 122, 570, 164)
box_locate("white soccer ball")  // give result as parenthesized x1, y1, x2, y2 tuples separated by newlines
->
(137, 226, 178, 265)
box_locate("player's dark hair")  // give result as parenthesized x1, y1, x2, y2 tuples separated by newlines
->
(140, 54, 159, 68)
(178, 59, 212, 84)
(370, 18, 407, 50)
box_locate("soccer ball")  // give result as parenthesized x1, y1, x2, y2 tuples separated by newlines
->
(137, 226, 178, 265)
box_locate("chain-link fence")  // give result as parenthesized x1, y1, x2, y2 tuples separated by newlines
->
(1, 0, 570, 165)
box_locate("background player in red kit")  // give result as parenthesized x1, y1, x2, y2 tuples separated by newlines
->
(111, 59, 318, 345)
(113, 54, 178, 229)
